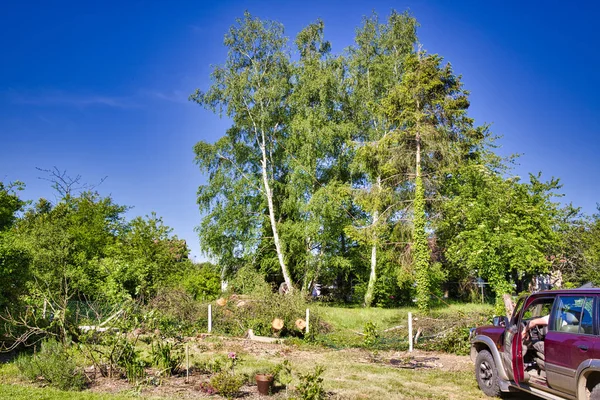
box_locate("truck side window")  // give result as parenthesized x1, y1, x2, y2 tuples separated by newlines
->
(551, 296, 589, 334)
(579, 297, 594, 334)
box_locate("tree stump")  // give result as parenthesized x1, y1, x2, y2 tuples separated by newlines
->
(271, 318, 284, 331)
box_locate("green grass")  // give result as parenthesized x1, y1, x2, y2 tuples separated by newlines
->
(0, 384, 138, 400)
(312, 302, 494, 349)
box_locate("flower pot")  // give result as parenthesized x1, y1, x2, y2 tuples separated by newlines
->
(256, 373, 274, 395)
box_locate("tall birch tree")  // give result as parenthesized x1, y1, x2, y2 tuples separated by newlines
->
(345, 11, 417, 307)
(284, 21, 355, 293)
(191, 12, 294, 290)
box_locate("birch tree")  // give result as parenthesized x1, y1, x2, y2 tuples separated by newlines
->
(191, 12, 294, 290)
(345, 11, 417, 307)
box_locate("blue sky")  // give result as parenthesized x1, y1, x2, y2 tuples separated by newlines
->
(1, 1, 599, 261)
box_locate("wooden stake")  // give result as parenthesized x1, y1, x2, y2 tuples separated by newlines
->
(208, 304, 212, 333)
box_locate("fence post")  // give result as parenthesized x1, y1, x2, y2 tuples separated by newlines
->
(185, 343, 189, 383)
(208, 304, 212, 333)
(306, 308, 310, 334)
(408, 312, 413, 352)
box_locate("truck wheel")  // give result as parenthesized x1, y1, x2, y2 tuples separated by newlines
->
(475, 349, 501, 397)
(591, 384, 600, 400)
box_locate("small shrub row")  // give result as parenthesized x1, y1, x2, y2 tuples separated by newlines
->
(15, 339, 86, 391)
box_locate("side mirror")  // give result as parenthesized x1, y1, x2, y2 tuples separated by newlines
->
(493, 316, 508, 327)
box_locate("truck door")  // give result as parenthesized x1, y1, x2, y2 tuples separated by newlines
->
(546, 295, 595, 395)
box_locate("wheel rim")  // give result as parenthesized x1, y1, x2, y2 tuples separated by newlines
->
(479, 360, 494, 387)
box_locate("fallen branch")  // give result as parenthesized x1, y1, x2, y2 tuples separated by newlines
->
(98, 309, 124, 327)
(383, 325, 405, 332)
(245, 329, 281, 343)
(414, 327, 423, 342)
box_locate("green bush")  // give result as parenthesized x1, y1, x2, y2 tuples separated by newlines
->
(418, 326, 472, 355)
(151, 340, 183, 375)
(15, 339, 86, 391)
(193, 354, 226, 374)
(210, 371, 245, 399)
(178, 263, 221, 301)
(112, 337, 147, 383)
(146, 289, 207, 336)
(228, 265, 272, 297)
(363, 321, 379, 348)
(296, 365, 326, 400)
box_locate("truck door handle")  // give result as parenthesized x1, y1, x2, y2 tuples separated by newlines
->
(578, 345, 589, 351)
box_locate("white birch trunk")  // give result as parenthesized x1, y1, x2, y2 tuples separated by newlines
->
(364, 176, 381, 307)
(260, 130, 293, 291)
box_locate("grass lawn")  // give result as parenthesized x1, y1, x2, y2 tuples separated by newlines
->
(0, 384, 139, 400)
(314, 302, 494, 348)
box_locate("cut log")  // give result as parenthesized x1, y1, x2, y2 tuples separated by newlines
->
(295, 318, 306, 330)
(503, 294, 515, 319)
(271, 318, 284, 331)
(414, 327, 423, 343)
(216, 298, 227, 306)
(246, 329, 280, 343)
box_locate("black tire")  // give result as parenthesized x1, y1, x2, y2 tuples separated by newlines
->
(591, 384, 600, 400)
(475, 349, 501, 397)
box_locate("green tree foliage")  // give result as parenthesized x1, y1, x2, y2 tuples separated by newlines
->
(382, 52, 482, 310)
(191, 10, 588, 307)
(284, 20, 355, 293)
(191, 11, 294, 290)
(172, 262, 221, 301)
(557, 208, 600, 287)
(99, 213, 191, 301)
(438, 163, 562, 307)
(13, 187, 190, 306)
(344, 11, 418, 307)
(16, 192, 128, 300)
(0, 181, 30, 308)
(0, 181, 26, 230)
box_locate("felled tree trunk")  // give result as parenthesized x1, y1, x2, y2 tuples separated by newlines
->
(503, 293, 515, 319)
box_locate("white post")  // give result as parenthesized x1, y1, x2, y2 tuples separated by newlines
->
(408, 312, 413, 353)
(185, 343, 189, 383)
(306, 308, 310, 334)
(208, 304, 212, 333)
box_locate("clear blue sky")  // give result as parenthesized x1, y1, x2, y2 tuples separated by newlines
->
(1, 1, 599, 261)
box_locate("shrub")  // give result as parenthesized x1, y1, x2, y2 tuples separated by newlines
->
(146, 289, 207, 336)
(363, 321, 379, 348)
(112, 337, 147, 383)
(210, 371, 245, 399)
(418, 326, 472, 355)
(178, 262, 221, 301)
(193, 354, 226, 374)
(228, 265, 272, 297)
(15, 339, 86, 390)
(151, 339, 183, 375)
(296, 365, 326, 400)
